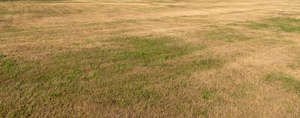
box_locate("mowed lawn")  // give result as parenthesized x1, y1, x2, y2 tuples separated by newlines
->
(1, 0, 300, 117)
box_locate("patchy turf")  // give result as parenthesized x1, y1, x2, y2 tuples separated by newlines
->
(265, 73, 300, 97)
(0, 35, 222, 117)
(1, 0, 300, 117)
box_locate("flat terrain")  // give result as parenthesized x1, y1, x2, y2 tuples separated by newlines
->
(1, 0, 300, 117)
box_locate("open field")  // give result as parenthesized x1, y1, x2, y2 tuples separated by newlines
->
(1, 0, 300, 117)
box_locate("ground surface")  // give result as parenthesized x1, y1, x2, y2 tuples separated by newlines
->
(1, 0, 300, 117)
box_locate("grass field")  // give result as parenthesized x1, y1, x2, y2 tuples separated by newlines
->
(1, 0, 300, 117)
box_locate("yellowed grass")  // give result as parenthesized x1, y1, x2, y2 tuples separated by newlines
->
(1, 0, 300, 117)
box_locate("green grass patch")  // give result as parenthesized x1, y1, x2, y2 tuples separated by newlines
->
(247, 22, 269, 29)
(201, 90, 213, 100)
(0, 54, 6, 58)
(265, 73, 300, 97)
(270, 18, 300, 32)
(110, 36, 196, 65)
(0, 58, 20, 78)
(247, 17, 300, 33)
(206, 27, 251, 42)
